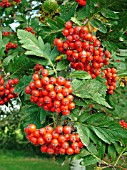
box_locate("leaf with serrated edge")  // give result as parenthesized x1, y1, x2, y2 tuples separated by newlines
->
(90, 126, 111, 144)
(17, 29, 45, 58)
(68, 70, 91, 80)
(75, 123, 90, 146)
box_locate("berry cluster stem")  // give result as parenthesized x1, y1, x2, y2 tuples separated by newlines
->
(46, 56, 58, 77)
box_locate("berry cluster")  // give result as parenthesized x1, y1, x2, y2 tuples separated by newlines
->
(2, 31, 10, 36)
(0, 0, 20, 8)
(6, 42, 18, 53)
(0, 0, 11, 7)
(0, 75, 19, 105)
(76, 0, 86, 6)
(24, 124, 84, 155)
(25, 66, 75, 115)
(54, 21, 111, 79)
(102, 68, 117, 94)
(34, 63, 44, 72)
(24, 27, 36, 36)
(119, 120, 127, 129)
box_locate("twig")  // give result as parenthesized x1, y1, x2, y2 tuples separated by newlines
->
(114, 149, 125, 167)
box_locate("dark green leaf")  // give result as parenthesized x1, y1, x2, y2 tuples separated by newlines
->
(89, 130, 101, 146)
(55, 16, 65, 28)
(90, 18, 107, 33)
(81, 155, 98, 166)
(114, 142, 124, 154)
(39, 108, 48, 124)
(3, 53, 18, 66)
(108, 145, 116, 161)
(101, 8, 119, 19)
(78, 112, 92, 123)
(14, 75, 32, 95)
(56, 60, 69, 71)
(49, 47, 59, 62)
(8, 56, 34, 76)
(46, 18, 59, 30)
(97, 142, 106, 159)
(72, 148, 90, 160)
(60, 2, 78, 21)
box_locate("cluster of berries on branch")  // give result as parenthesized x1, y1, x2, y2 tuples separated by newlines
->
(54, 21, 117, 94)
(102, 68, 117, 94)
(76, 0, 86, 6)
(0, 75, 19, 105)
(25, 64, 75, 115)
(24, 124, 84, 155)
(2, 31, 10, 36)
(24, 27, 36, 36)
(6, 42, 18, 53)
(54, 21, 111, 79)
(119, 120, 127, 129)
(0, 0, 21, 8)
(0, 0, 11, 7)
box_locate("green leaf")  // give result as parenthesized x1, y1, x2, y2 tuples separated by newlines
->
(44, 0, 59, 12)
(86, 143, 98, 155)
(117, 49, 127, 56)
(71, 17, 82, 26)
(17, 29, 45, 58)
(56, 60, 69, 71)
(72, 79, 111, 108)
(43, 42, 51, 56)
(39, 108, 48, 124)
(69, 106, 81, 121)
(90, 18, 107, 33)
(21, 104, 38, 115)
(101, 8, 119, 19)
(60, 2, 78, 21)
(46, 18, 59, 30)
(81, 155, 98, 166)
(114, 142, 124, 154)
(108, 145, 116, 161)
(74, 98, 88, 107)
(72, 148, 90, 160)
(67, 70, 91, 80)
(89, 130, 101, 146)
(14, 75, 32, 95)
(117, 70, 127, 77)
(7, 56, 34, 76)
(75, 123, 90, 146)
(49, 47, 59, 62)
(3, 53, 17, 66)
(97, 142, 106, 159)
(78, 112, 92, 123)
(38, 36, 44, 50)
(90, 126, 111, 144)
(22, 110, 41, 129)
(86, 113, 109, 126)
(55, 16, 65, 28)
